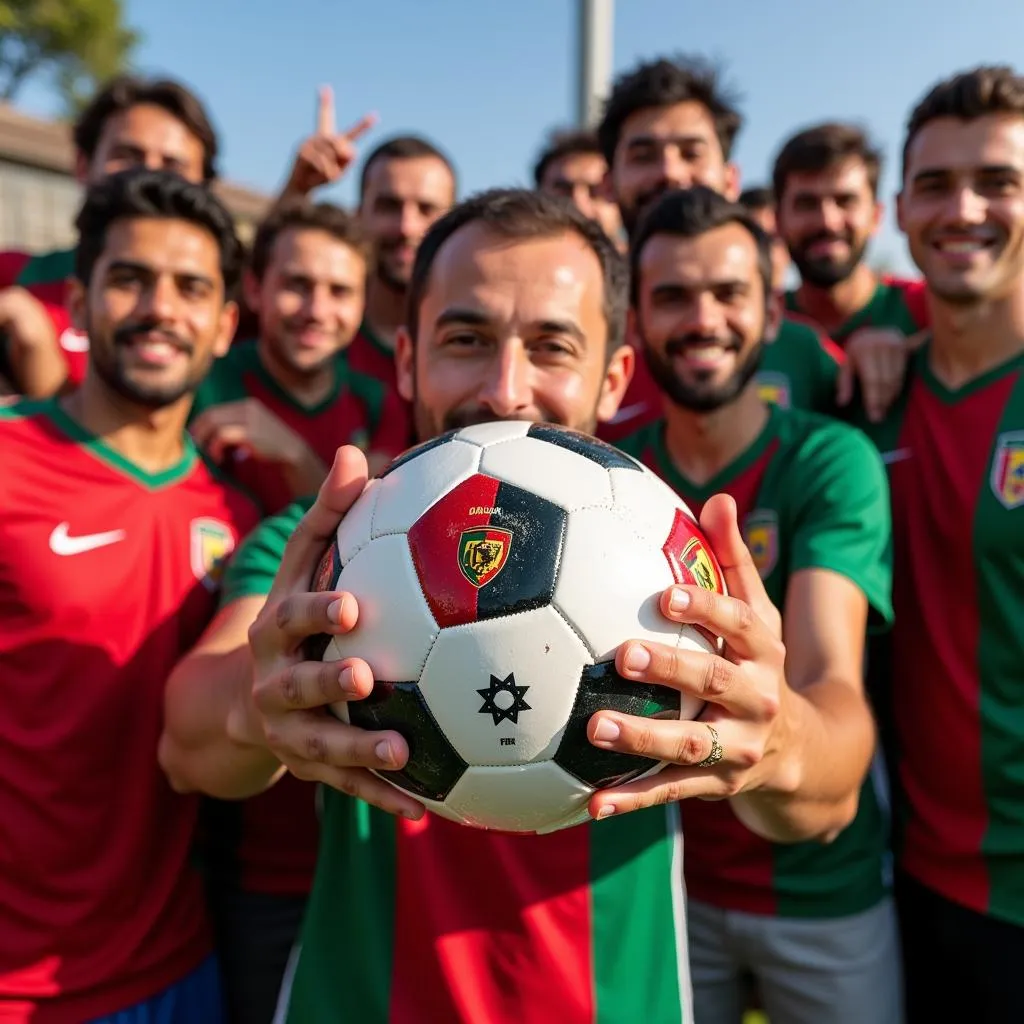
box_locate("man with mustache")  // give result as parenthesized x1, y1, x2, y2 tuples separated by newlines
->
(190, 199, 407, 515)
(163, 188, 871, 1023)
(0, 169, 259, 1022)
(853, 65, 1024, 1022)
(0, 75, 221, 399)
(774, 122, 930, 419)
(617, 185, 898, 1023)
(594, 56, 874, 443)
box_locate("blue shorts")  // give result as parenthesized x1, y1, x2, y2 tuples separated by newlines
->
(88, 955, 224, 1024)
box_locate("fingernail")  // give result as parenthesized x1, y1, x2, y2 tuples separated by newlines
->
(669, 587, 690, 614)
(596, 805, 616, 820)
(593, 718, 621, 743)
(338, 666, 356, 694)
(327, 597, 344, 623)
(375, 739, 395, 766)
(623, 644, 651, 675)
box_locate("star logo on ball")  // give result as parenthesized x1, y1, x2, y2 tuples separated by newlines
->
(477, 672, 532, 726)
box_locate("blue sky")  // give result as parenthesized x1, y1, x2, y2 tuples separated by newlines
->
(15, 0, 1024, 272)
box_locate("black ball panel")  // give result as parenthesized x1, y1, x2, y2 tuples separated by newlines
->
(526, 423, 643, 472)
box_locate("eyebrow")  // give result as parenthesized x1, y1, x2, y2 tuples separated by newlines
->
(434, 307, 587, 346)
(650, 277, 748, 295)
(626, 133, 709, 149)
(913, 163, 1021, 184)
(105, 259, 216, 287)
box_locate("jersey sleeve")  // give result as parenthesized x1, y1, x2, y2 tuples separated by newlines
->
(220, 497, 313, 606)
(349, 369, 412, 460)
(0, 251, 31, 289)
(786, 419, 893, 628)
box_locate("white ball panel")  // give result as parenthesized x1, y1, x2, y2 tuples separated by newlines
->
(418, 606, 589, 766)
(326, 535, 438, 680)
(443, 760, 594, 833)
(608, 465, 698, 545)
(454, 420, 532, 447)
(478, 435, 612, 511)
(335, 478, 381, 565)
(371, 439, 481, 538)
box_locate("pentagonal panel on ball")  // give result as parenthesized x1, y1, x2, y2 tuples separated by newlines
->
(327, 534, 439, 681)
(334, 682, 467, 802)
(371, 437, 481, 539)
(479, 435, 612, 512)
(443, 760, 594, 833)
(417, 605, 590, 766)
(407, 474, 567, 628)
(553, 504, 687, 661)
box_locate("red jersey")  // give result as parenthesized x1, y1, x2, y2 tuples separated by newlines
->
(0, 398, 260, 1023)
(0, 249, 89, 387)
(346, 321, 413, 449)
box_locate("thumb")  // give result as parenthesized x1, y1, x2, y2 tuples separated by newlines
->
(698, 493, 780, 637)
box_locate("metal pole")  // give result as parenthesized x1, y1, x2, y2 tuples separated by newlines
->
(576, 0, 614, 128)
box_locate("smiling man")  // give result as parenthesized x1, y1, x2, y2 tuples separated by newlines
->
(853, 65, 1024, 1023)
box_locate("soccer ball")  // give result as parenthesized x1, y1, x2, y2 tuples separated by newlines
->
(308, 421, 725, 834)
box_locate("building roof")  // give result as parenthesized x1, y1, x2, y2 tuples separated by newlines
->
(0, 102, 271, 221)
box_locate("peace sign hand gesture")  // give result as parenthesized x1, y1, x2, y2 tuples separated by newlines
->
(282, 85, 377, 198)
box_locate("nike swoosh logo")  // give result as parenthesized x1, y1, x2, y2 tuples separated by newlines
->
(58, 329, 90, 353)
(49, 522, 126, 556)
(610, 401, 649, 425)
(881, 448, 913, 465)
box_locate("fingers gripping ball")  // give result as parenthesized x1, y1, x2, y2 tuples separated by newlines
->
(306, 423, 726, 833)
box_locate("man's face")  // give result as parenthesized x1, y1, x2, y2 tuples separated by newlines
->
(777, 158, 880, 288)
(540, 151, 623, 243)
(360, 156, 456, 291)
(634, 222, 777, 413)
(395, 222, 632, 442)
(610, 102, 739, 235)
(247, 227, 366, 377)
(899, 113, 1024, 305)
(746, 204, 790, 293)
(81, 103, 207, 185)
(73, 217, 236, 408)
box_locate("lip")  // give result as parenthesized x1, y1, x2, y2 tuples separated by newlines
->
(928, 234, 999, 266)
(669, 342, 736, 372)
(805, 238, 849, 258)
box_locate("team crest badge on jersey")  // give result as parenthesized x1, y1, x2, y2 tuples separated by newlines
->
(991, 432, 1024, 510)
(744, 510, 779, 578)
(458, 527, 511, 588)
(190, 517, 236, 591)
(755, 372, 791, 410)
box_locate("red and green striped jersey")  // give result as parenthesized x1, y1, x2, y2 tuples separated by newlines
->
(223, 501, 694, 1024)
(0, 248, 90, 386)
(618, 405, 893, 918)
(784, 275, 930, 346)
(0, 398, 259, 1023)
(854, 343, 1024, 927)
(192, 339, 408, 515)
(345, 320, 414, 449)
(598, 316, 843, 444)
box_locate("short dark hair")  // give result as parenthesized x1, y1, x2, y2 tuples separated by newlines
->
(358, 134, 457, 202)
(629, 186, 772, 306)
(772, 122, 882, 201)
(75, 169, 243, 296)
(738, 186, 775, 212)
(597, 55, 743, 166)
(902, 65, 1024, 180)
(73, 75, 219, 183)
(249, 199, 369, 280)
(407, 188, 627, 356)
(533, 128, 604, 187)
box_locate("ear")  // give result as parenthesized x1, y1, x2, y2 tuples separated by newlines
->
(242, 269, 262, 318)
(723, 162, 741, 202)
(596, 338, 635, 425)
(871, 198, 885, 237)
(763, 287, 782, 344)
(895, 191, 906, 234)
(73, 152, 91, 186)
(395, 325, 415, 402)
(213, 301, 239, 359)
(68, 278, 87, 332)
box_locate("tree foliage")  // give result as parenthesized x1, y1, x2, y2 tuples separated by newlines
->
(0, 0, 139, 112)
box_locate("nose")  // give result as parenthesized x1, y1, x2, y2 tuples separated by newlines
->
(571, 183, 596, 220)
(305, 283, 334, 323)
(477, 341, 533, 418)
(398, 203, 424, 241)
(138, 274, 179, 322)
(948, 184, 988, 225)
(687, 291, 727, 335)
(819, 200, 846, 235)
(661, 147, 695, 190)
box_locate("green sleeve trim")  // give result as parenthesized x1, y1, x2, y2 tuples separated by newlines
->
(782, 414, 894, 627)
(346, 368, 387, 432)
(15, 248, 76, 287)
(0, 397, 49, 421)
(220, 496, 314, 606)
